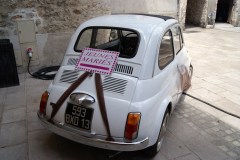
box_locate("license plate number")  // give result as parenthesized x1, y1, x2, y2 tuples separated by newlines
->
(65, 103, 93, 130)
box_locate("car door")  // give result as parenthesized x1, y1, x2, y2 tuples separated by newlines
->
(171, 24, 190, 102)
(154, 29, 179, 107)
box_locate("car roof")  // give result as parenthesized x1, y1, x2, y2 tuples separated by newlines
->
(80, 14, 177, 33)
(115, 13, 174, 21)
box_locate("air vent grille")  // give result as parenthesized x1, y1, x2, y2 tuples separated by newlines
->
(66, 58, 133, 75)
(67, 58, 78, 65)
(103, 76, 127, 95)
(114, 64, 133, 75)
(59, 70, 80, 83)
(59, 70, 128, 95)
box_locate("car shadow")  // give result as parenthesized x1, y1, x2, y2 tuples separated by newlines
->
(54, 134, 157, 160)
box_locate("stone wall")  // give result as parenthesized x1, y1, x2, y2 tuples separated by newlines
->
(0, 0, 111, 70)
(186, 0, 208, 27)
(0, 0, 111, 35)
(232, 0, 240, 26)
(111, 0, 178, 18)
(178, 0, 188, 29)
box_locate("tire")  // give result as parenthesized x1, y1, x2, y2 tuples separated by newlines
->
(144, 109, 170, 157)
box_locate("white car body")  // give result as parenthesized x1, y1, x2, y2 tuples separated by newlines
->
(38, 14, 192, 152)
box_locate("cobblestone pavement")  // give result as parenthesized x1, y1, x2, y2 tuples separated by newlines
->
(174, 101, 240, 160)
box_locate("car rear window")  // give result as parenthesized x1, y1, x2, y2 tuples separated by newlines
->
(74, 27, 140, 58)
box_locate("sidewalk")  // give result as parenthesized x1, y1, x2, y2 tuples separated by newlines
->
(0, 27, 240, 160)
(183, 26, 240, 130)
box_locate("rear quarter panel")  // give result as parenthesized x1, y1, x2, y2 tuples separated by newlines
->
(130, 72, 174, 146)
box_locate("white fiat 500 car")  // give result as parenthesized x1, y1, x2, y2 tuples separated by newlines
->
(38, 14, 192, 156)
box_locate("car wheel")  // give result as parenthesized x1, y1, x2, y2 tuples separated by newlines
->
(144, 109, 170, 157)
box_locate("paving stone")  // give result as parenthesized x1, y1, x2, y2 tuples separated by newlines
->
(194, 123, 206, 130)
(26, 86, 44, 104)
(190, 107, 196, 111)
(218, 91, 240, 105)
(4, 104, 26, 110)
(27, 103, 39, 113)
(199, 119, 206, 124)
(232, 141, 240, 147)
(218, 124, 229, 131)
(28, 130, 62, 160)
(231, 133, 240, 140)
(4, 93, 26, 107)
(7, 85, 25, 95)
(200, 131, 208, 136)
(192, 126, 198, 130)
(0, 121, 27, 147)
(173, 153, 200, 160)
(226, 142, 237, 150)
(232, 147, 240, 155)
(159, 131, 192, 160)
(227, 151, 238, 158)
(225, 130, 234, 134)
(27, 112, 44, 132)
(25, 78, 44, 88)
(231, 128, 237, 132)
(215, 131, 228, 137)
(211, 139, 225, 146)
(212, 126, 220, 132)
(205, 128, 216, 136)
(200, 82, 226, 93)
(0, 105, 3, 120)
(0, 143, 27, 160)
(176, 115, 183, 119)
(187, 122, 194, 127)
(225, 136, 235, 142)
(217, 83, 240, 95)
(191, 88, 223, 102)
(211, 121, 220, 126)
(213, 98, 240, 117)
(2, 107, 26, 124)
(0, 88, 7, 95)
(168, 116, 231, 160)
(218, 145, 229, 152)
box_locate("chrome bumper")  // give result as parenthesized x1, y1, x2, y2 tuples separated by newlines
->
(37, 113, 149, 151)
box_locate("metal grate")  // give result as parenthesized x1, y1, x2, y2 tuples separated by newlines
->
(114, 64, 133, 75)
(102, 76, 127, 95)
(59, 70, 128, 95)
(67, 58, 133, 75)
(67, 58, 78, 65)
(59, 70, 80, 83)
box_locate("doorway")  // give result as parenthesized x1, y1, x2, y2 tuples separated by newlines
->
(216, 0, 233, 23)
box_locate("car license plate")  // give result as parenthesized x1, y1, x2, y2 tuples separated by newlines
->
(65, 103, 93, 130)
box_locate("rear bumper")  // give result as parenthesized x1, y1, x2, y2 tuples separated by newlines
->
(37, 112, 149, 151)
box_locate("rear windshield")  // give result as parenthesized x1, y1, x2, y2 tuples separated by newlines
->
(74, 27, 139, 58)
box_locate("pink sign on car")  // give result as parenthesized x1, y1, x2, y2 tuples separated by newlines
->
(75, 48, 119, 75)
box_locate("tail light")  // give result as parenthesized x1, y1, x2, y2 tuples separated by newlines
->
(39, 91, 49, 115)
(124, 113, 141, 141)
